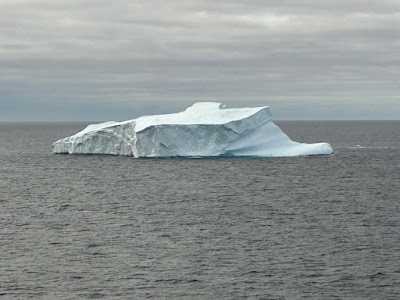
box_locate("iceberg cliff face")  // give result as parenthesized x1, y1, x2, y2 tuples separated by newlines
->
(52, 102, 333, 157)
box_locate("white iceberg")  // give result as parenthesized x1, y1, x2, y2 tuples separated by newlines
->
(52, 102, 333, 157)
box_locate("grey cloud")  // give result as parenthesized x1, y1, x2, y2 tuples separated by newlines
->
(0, 0, 399, 120)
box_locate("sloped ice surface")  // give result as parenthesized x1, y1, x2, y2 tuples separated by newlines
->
(52, 102, 333, 157)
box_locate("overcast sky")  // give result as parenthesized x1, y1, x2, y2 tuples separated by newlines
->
(1, 0, 399, 121)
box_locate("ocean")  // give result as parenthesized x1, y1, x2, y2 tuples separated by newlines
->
(1, 121, 399, 299)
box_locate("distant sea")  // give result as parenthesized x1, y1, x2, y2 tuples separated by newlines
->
(1, 121, 399, 299)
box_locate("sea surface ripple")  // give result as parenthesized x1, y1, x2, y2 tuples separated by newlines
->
(0, 121, 399, 299)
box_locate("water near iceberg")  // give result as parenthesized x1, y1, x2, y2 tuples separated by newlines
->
(1, 121, 400, 299)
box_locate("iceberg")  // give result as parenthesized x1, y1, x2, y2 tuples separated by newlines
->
(52, 102, 333, 157)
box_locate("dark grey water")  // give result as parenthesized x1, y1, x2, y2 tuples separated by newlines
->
(1, 121, 400, 299)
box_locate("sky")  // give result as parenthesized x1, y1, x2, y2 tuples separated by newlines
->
(1, 0, 399, 121)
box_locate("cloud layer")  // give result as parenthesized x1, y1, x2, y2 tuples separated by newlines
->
(1, 0, 399, 120)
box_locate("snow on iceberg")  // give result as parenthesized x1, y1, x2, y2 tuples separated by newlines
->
(52, 102, 333, 157)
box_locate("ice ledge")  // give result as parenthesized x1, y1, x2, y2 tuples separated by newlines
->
(133, 102, 270, 132)
(52, 102, 333, 157)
